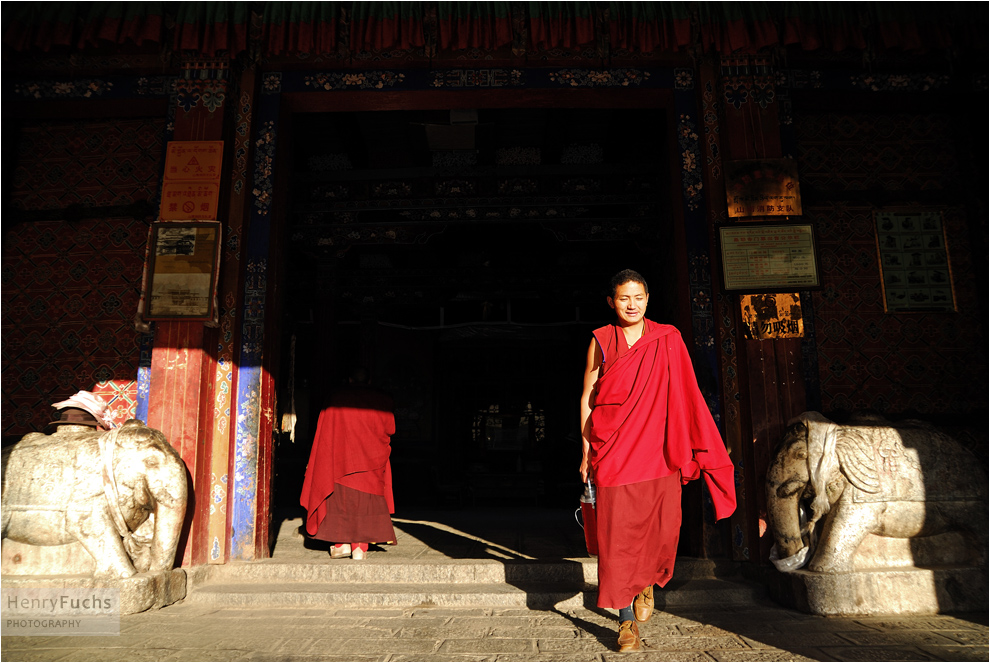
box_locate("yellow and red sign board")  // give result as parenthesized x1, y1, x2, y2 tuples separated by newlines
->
(161, 182, 221, 220)
(164, 141, 223, 182)
(160, 141, 223, 220)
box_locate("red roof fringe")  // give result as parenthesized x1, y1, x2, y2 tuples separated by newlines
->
(2, 2, 981, 58)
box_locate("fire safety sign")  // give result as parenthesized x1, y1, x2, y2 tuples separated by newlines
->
(159, 141, 223, 220)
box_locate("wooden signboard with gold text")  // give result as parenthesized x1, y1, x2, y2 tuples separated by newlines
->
(725, 159, 802, 218)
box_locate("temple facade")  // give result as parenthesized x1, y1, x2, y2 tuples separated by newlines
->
(3, 2, 986, 569)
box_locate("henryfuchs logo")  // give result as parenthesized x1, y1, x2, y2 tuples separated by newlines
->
(3, 588, 121, 636)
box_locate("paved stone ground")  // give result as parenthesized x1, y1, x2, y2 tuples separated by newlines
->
(4, 509, 987, 661)
(3, 601, 986, 662)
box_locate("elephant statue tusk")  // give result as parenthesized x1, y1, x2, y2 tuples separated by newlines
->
(770, 543, 811, 572)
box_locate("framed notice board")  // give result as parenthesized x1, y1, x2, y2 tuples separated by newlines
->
(144, 222, 221, 320)
(874, 210, 955, 312)
(719, 224, 820, 291)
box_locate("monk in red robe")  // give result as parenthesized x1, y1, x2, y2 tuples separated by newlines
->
(300, 368, 396, 560)
(579, 270, 736, 652)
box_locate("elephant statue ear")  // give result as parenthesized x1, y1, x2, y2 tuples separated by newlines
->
(834, 428, 882, 494)
(807, 419, 840, 522)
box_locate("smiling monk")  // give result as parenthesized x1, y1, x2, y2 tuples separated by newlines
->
(579, 269, 736, 653)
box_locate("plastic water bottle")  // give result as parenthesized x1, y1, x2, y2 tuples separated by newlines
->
(584, 479, 596, 506)
(579, 479, 598, 556)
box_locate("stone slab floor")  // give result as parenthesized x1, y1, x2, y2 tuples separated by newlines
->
(2, 601, 986, 662)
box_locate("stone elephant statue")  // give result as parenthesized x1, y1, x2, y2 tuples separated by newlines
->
(766, 411, 987, 574)
(2, 419, 188, 579)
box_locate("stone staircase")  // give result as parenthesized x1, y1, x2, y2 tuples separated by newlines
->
(184, 557, 765, 610)
(184, 512, 766, 610)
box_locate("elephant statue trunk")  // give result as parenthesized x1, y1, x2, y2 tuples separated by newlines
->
(766, 476, 811, 567)
(766, 411, 987, 575)
(144, 454, 188, 574)
(766, 412, 841, 568)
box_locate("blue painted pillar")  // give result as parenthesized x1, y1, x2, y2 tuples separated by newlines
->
(230, 73, 282, 559)
(672, 67, 735, 560)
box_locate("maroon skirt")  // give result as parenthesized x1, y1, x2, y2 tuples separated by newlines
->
(595, 472, 682, 609)
(313, 482, 397, 544)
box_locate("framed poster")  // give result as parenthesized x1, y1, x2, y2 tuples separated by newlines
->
(874, 210, 955, 312)
(719, 224, 820, 291)
(144, 222, 221, 320)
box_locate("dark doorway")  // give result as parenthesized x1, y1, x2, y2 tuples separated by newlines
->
(273, 105, 678, 515)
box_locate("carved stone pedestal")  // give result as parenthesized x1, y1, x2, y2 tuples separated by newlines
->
(2, 540, 96, 575)
(2, 539, 186, 614)
(769, 565, 988, 616)
(1, 569, 187, 615)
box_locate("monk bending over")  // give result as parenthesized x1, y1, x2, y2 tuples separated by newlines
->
(301, 367, 396, 560)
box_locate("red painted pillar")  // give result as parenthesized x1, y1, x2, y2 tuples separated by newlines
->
(147, 322, 208, 567)
(146, 60, 236, 567)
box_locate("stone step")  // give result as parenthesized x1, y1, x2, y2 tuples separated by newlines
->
(186, 557, 730, 587)
(185, 577, 765, 610)
(188, 560, 595, 586)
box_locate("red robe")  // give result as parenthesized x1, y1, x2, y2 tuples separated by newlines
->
(589, 321, 735, 518)
(589, 321, 736, 608)
(300, 385, 396, 537)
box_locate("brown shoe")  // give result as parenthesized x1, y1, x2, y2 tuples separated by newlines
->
(633, 584, 654, 623)
(617, 620, 642, 653)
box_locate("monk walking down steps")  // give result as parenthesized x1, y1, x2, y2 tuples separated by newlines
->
(301, 367, 397, 560)
(579, 269, 736, 652)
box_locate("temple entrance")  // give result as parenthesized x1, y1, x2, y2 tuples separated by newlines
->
(270, 98, 693, 536)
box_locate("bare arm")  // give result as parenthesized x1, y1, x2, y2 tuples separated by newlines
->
(578, 339, 603, 482)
